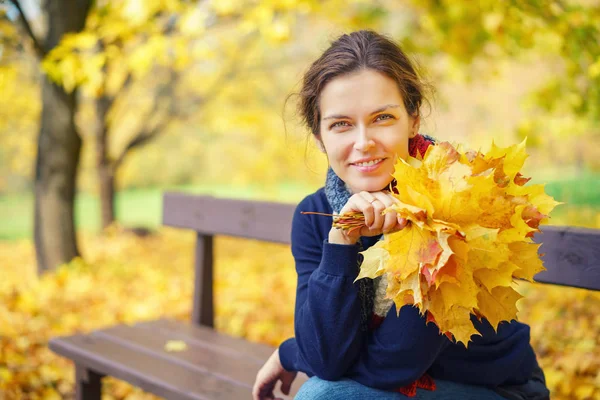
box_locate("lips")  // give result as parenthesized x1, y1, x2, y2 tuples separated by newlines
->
(351, 158, 385, 167)
(350, 158, 386, 173)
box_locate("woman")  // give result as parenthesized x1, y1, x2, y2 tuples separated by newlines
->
(252, 30, 550, 400)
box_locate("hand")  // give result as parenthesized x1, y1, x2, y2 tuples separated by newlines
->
(329, 191, 408, 245)
(252, 349, 298, 400)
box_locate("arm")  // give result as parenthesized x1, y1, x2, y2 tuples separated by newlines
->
(278, 195, 365, 380)
(278, 190, 412, 381)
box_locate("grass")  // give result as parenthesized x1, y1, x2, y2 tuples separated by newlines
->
(0, 182, 317, 240)
(541, 171, 600, 206)
(0, 173, 598, 240)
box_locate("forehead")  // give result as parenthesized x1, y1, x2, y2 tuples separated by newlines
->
(319, 69, 404, 116)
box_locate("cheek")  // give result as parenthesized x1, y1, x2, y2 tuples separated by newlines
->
(384, 134, 410, 157)
(321, 134, 347, 159)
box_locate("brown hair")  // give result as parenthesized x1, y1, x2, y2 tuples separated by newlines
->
(299, 30, 431, 137)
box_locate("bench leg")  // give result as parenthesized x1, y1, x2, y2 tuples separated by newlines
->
(75, 365, 103, 400)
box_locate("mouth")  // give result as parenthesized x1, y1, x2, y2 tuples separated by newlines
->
(351, 158, 385, 167)
(350, 158, 387, 173)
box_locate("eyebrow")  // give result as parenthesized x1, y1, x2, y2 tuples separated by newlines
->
(322, 104, 400, 120)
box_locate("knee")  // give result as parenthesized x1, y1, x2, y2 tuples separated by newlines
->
(294, 377, 343, 400)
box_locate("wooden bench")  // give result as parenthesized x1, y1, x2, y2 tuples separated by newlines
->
(49, 192, 600, 400)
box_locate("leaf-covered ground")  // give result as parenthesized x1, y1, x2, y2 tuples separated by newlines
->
(0, 226, 598, 399)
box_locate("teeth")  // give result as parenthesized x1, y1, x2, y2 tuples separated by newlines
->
(355, 159, 382, 167)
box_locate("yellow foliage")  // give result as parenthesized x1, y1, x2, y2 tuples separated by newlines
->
(0, 224, 598, 399)
(0, 65, 40, 190)
(40, 0, 380, 96)
(0, 227, 295, 399)
(359, 140, 561, 346)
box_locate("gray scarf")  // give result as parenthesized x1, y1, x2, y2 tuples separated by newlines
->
(324, 167, 375, 331)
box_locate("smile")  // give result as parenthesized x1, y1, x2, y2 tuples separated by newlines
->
(352, 158, 384, 167)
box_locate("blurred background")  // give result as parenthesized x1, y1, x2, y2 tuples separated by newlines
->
(0, 0, 598, 399)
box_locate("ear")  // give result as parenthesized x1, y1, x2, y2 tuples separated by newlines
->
(410, 115, 420, 138)
(313, 135, 326, 153)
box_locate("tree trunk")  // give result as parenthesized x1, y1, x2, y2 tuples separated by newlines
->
(35, 81, 82, 274)
(34, 0, 92, 274)
(95, 95, 115, 230)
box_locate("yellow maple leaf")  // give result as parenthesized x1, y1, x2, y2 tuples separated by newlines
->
(507, 183, 562, 217)
(354, 140, 558, 347)
(356, 244, 389, 281)
(427, 292, 480, 346)
(164, 340, 188, 352)
(484, 139, 528, 181)
(422, 142, 461, 180)
(465, 235, 510, 271)
(380, 224, 438, 280)
(473, 262, 519, 291)
(508, 242, 546, 281)
(476, 286, 523, 331)
(437, 258, 479, 312)
(390, 271, 424, 312)
(386, 201, 428, 222)
(405, 185, 435, 217)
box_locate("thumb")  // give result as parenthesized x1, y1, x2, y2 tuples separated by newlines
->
(280, 372, 297, 395)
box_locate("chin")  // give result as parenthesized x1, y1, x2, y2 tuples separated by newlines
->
(348, 177, 393, 193)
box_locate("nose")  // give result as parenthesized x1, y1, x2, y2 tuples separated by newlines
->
(353, 125, 375, 152)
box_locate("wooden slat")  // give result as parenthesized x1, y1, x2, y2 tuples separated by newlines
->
(49, 335, 251, 400)
(163, 191, 600, 291)
(162, 193, 296, 244)
(534, 225, 600, 291)
(137, 319, 276, 362)
(95, 324, 261, 388)
(133, 320, 308, 396)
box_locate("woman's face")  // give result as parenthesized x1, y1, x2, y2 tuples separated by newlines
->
(317, 69, 419, 193)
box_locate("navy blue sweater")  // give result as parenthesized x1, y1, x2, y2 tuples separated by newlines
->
(279, 188, 539, 391)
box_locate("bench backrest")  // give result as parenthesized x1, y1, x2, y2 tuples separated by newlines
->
(162, 192, 600, 327)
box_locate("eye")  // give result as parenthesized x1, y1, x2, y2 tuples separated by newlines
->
(375, 114, 394, 122)
(330, 121, 351, 129)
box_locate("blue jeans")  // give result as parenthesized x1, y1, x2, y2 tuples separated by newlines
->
(295, 377, 507, 400)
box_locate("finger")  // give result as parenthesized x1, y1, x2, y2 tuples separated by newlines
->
(350, 193, 375, 227)
(398, 216, 408, 229)
(253, 379, 274, 400)
(280, 372, 297, 395)
(358, 191, 385, 230)
(389, 216, 408, 233)
(261, 388, 275, 400)
(252, 385, 266, 400)
(371, 192, 397, 233)
(280, 383, 291, 395)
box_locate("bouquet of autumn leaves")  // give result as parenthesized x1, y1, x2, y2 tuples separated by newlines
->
(341, 140, 560, 346)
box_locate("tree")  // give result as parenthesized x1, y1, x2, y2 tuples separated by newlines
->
(402, 0, 600, 168)
(3, 0, 389, 272)
(10, 0, 92, 274)
(41, 0, 389, 230)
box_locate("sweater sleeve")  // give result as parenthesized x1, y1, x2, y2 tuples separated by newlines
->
(278, 195, 366, 380)
(346, 303, 450, 390)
